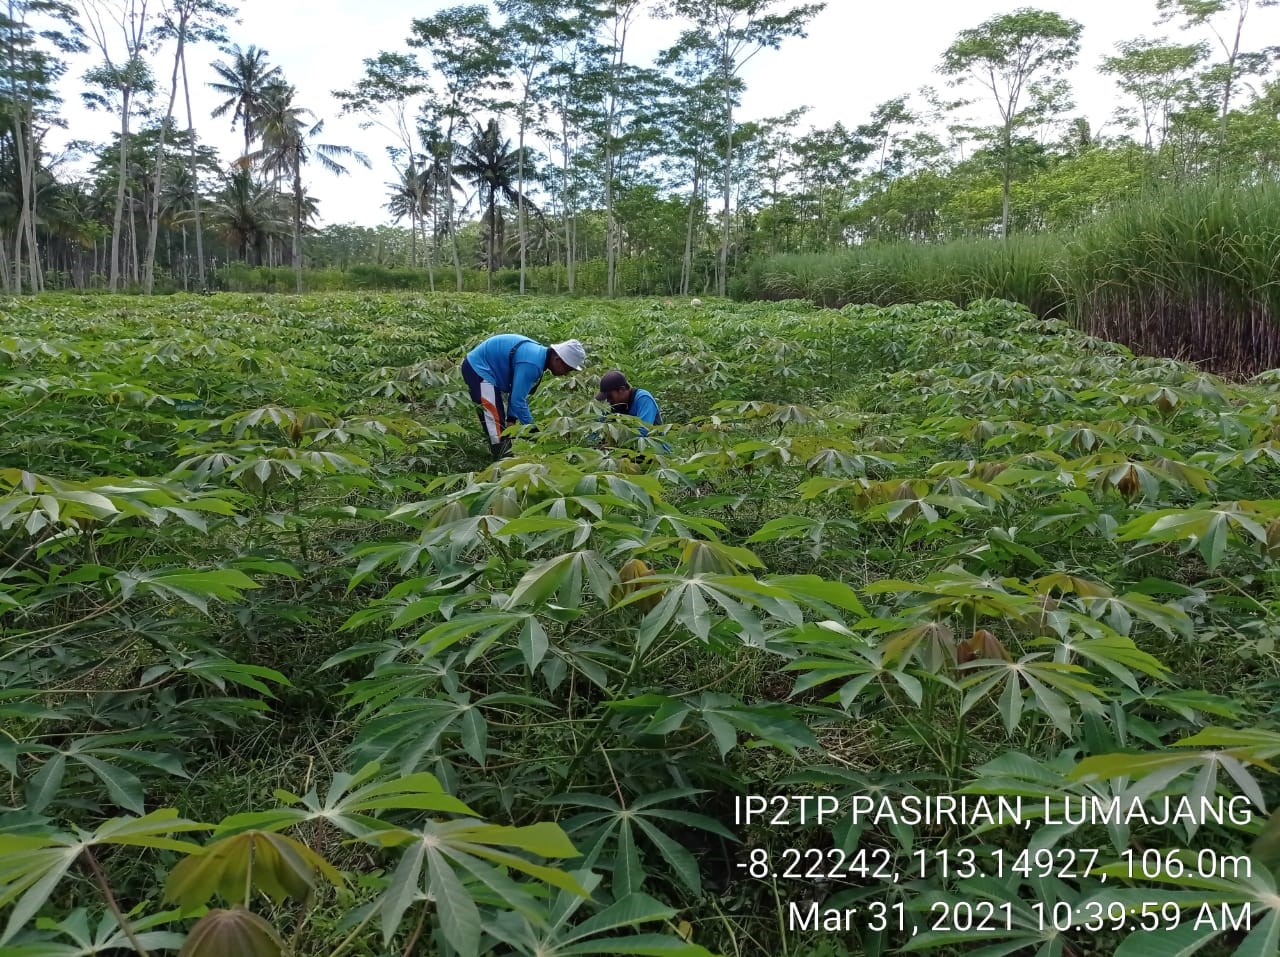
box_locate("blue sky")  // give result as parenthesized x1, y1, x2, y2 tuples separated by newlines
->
(51, 0, 1280, 227)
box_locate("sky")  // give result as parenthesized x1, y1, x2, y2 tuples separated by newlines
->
(49, 0, 1280, 228)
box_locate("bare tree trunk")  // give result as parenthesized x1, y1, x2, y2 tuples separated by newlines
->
(603, 11, 632, 299)
(1001, 125, 1011, 238)
(560, 115, 574, 294)
(293, 156, 303, 293)
(718, 67, 732, 297)
(181, 50, 206, 286)
(144, 12, 186, 294)
(682, 160, 699, 297)
(427, 186, 436, 291)
(8, 1, 33, 294)
(0, 233, 11, 291)
(128, 188, 140, 284)
(517, 92, 528, 294)
(445, 143, 462, 290)
(109, 85, 131, 292)
(26, 131, 42, 291)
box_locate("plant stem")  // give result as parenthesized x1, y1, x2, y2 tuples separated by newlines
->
(327, 904, 379, 957)
(400, 900, 429, 957)
(82, 847, 151, 957)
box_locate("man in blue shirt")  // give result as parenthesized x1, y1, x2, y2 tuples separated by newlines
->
(461, 335, 586, 459)
(596, 369, 661, 436)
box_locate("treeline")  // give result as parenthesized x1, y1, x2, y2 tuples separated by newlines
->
(2, 0, 1280, 299)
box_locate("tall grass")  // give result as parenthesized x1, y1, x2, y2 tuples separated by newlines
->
(732, 235, 1069, 317)
(735, 183, 1280, 373)
(1067, 183, 1280, 373)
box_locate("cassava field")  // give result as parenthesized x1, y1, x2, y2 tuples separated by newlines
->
(2, 293, 1279, 957)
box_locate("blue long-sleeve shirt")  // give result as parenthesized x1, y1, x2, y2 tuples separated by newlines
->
(465, 334, 550, 425)
(607, 388, 661, 436)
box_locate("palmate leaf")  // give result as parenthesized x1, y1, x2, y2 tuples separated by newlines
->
(176, 906, 284, 957)
(164, 830, 343, 908)
(1069, 742, 1271, 839)
(9, 905, 187, 956)
(506, 550, 619, 610)
(0, 811, 209, 945)
(20, 735, 187, 814)
(114, 567, 262, 614)
(607, 692, 821, 758)
(1116, 503, 1279, 569)
(616, 573, 805, 652)
(959, 655, 1104, 735)
(783, 637, 924, 708)
(367, 818, 587, 954)
(547, 788, 735, 899)
(484, 872, 715, 957)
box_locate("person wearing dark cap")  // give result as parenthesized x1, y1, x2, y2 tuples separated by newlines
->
(461, 334, 587, 459)
(596, 370, 661, 436)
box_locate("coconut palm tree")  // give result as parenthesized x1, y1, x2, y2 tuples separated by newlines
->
(251, 81, 370, 291)
(209, 45, 283, 161)
(208, 167, 285, 264)
(452, 117, 538, 289)
(417, 121, 460, 291)
(384, 161, 427, 267)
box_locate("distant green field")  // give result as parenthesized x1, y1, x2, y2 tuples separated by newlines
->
(1, 293, 1277, 957)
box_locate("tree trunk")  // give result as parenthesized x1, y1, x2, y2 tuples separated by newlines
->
(682, 160, 699, 297)
(145, 15, 186, 294)
(604, 16, 631, 299)
(109, 85, 131, 292)
(293, 154, 303, 293)
(8, 4, 34, 293)
(517, 93, 528, 294)
(26, 123, 42, 291)
(1001, 124, 1012, 238)
(427, 182, 436, 291)
(181, 51, 206, 287)
(128, 188, 140, 284)
(718, 62, 732, 298)
(447, 175, 462, 289)
(0, 233, 11, 291)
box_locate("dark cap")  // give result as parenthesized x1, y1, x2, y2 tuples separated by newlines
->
(595, 369, 630, 401)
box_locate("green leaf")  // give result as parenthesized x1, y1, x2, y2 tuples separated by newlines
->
(1113, 918, 1226, 957)
(563, 893, 677, 944)
(766, 574, 868, 617)
(74, 754, 144, 814)
(427, 844, 481, 957)
(164, 830, 343, 908)
(176, 906, 284, 957)
(25, 754, 66, 813)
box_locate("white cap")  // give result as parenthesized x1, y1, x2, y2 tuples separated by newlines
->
(550, 339, 586, 370)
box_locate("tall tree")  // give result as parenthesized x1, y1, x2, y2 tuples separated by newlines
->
(1156, 0, 1280, 172)
(453, 116, 537, 288)
(408, 5, 507, 291)
(496, 0, 582, 294)
(252, 80, 370, 291)
(208, 43, 280, 161)
(383, 157, 426, 265)
(654, 40, 727, 291)
(77, 0, 153, 292)
(143, 0, 235, 293)
(333, 52, 430, 267)
(663, 0, 824, 295)
(2, 0, 80, 292)
(940, 7, 1082, 238)
(1101, 37, 1207, 151)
